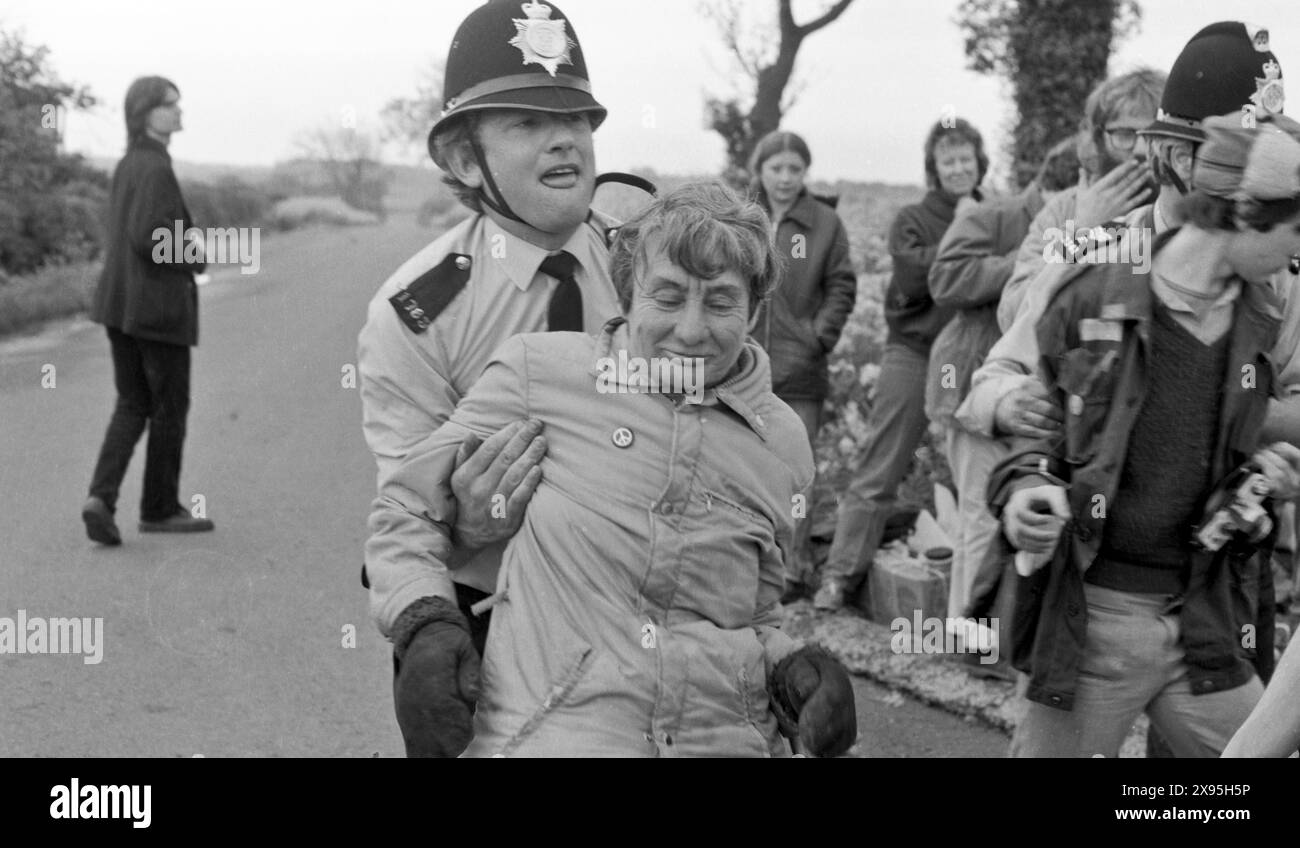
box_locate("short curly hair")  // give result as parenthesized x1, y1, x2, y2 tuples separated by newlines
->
(923, 118, 988, 191)
(609, 182, 779, 319)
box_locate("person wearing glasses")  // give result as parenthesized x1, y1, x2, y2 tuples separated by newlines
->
(990, 112, 1300, 757)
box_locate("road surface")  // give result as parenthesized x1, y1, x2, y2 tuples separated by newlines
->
(0, 214, 1007, 757)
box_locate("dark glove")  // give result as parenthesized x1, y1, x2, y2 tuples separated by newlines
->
(768, 645, 856, 757)
(391, 597, 481, 758)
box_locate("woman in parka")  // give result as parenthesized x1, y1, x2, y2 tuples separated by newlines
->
(369, 183, 857, 757)
(748, 131, 858, 598)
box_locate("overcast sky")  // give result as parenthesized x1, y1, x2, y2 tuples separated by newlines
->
(6, 0, 1298, 185)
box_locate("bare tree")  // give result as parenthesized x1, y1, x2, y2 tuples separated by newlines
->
(701, 0, 855, 184)
(294, 124, 390, 220)
(380, 58, 445, 162)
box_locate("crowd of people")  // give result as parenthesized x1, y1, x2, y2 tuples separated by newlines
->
(79, 0, 1300, 757)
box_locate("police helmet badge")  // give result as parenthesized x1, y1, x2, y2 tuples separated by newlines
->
(510, 1, 576, 77)
(1245, 24, 1270, 52)
(1252, 59, 1285, 115)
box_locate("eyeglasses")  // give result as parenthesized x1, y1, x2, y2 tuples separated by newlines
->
(1104, 127, 1140, 151)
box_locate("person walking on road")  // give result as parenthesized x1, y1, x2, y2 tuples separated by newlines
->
(83, 76, 213, 545)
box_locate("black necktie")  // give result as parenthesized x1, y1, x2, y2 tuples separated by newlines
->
(540, 250, 583, 332)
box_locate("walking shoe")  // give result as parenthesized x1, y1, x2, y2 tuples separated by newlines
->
(139, 505, 215, 533)
(812, 576, 846, 612)
(81, 496, 122, 546)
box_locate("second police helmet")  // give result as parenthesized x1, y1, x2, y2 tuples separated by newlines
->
(1141, 21, 1284, 143)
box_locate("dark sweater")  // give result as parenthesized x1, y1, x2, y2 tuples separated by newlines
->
(884, 188, 972, 354)
(1091, 298, 1228, 593)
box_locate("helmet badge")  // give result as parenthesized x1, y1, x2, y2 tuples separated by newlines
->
(1252, 59, 1285, 116)
(510, 2, 576, 77)
(1245, 24, 1270, 53)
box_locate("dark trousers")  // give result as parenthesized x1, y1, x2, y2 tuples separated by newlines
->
(88, 327, 191, 521)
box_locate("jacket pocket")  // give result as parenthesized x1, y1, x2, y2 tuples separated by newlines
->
(133, 266, 193, 335)
(737, 655, 780, 757)
(707, 489, 766, 524)
(1056, 347, 1117, 466)
(493, 643, 595, 757)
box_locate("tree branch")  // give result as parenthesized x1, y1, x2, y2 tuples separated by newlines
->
(797, 0, 854, 36)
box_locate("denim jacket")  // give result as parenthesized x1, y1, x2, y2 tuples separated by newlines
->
(988, 229, 1281, 710)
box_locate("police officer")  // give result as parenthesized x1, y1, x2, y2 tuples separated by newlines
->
(358, 0, 625, 757)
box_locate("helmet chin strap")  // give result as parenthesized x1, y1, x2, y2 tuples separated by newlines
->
(469, 135, 544, 232)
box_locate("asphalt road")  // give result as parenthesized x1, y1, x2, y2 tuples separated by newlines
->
(0, 214, 1008, 757)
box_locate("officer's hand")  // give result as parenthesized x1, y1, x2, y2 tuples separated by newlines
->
(994, 379, 1063, 439)
(450, 419, 545, 551)
(1004, 485, 1071, 553)
(1073, 158, 1151, 230)
(769, 646, 857, 758)
(394, 617, 481, 758)
(1254, 442, 1300, 502)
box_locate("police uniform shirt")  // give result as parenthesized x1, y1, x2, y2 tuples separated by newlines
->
(358, 212, 619, 605)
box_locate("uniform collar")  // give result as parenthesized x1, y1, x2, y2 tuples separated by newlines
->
(588, 318, 776, 440)
(484, 217, 597, 293)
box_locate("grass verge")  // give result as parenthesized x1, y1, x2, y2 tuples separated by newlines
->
(0, 261, 102, 338)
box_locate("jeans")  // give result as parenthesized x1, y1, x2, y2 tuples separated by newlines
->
(88, 327, 191, 522)
(822, 343, 930, 589)
(1010, 583, 1264, 757)
(781, 397, 823, 585)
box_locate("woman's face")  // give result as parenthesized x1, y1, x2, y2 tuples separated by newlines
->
(625, 240, 752, 389)
(759, 150, 808, 208)
(147, 88, 183, 136)
(934, 138, 978, 197)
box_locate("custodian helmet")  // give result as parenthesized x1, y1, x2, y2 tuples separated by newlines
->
(427, 0, 606, 168)
(1142, 21, 1284, 143)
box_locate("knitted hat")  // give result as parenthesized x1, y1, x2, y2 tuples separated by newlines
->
(1194, 114, 1300, 201)
(1142, 22, 1284, 143)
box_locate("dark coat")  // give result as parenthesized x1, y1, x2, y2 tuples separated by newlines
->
(90, 136, 204, 347)
(753, 190, 858, 401)
(988, 230, 1280, 711)
(884, 188, 979, 355)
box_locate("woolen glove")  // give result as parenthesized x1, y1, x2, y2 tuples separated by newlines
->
(768, 645, 857, 757)
(391, 597, 481, 758)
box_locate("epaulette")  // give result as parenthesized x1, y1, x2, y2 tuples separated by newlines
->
(388, 252, 473, 334)
(586, 208, 623, 250)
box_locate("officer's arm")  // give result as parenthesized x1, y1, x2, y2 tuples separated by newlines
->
(987, 294, 1073, 515)
(367, 335, 531, 640)
(928, 206, 1016, 311)
(1223, 629, 1300, 757)
(997, 191, 1073, 331)
(1263, 271, 1300, 446)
